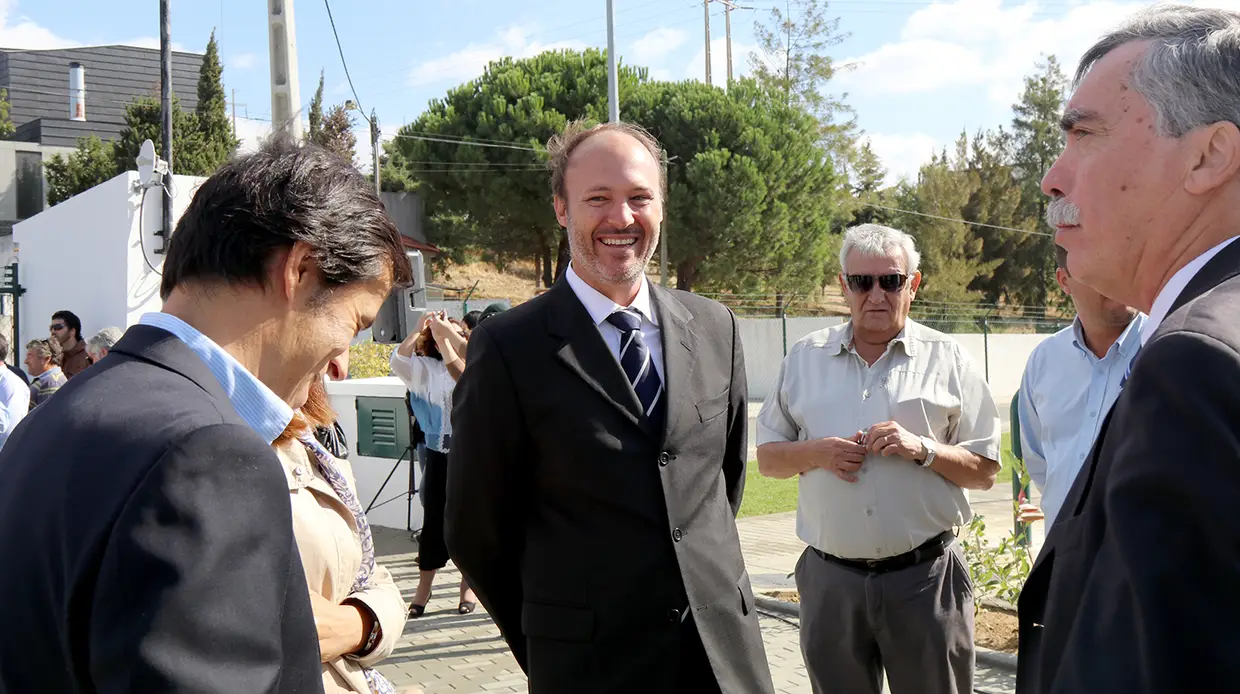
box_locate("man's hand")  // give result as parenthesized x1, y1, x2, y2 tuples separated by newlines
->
(815, 432, 868, 483)
(864, 421, 923, 462)
(309, 590, 370, 663)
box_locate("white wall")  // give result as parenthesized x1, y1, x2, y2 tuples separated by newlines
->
(326, 377, 424, 531)
(13, 172, 205, 353)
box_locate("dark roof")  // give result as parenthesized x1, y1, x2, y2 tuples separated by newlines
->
(400, 235, 440, 256)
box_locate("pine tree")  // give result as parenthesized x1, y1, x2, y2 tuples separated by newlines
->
(0, 89, 14, 138)
(44, 136, 118, 205)
(308, 70, 325, 143)
(318, 104, 356, 164)
(194, 29, 238, 173)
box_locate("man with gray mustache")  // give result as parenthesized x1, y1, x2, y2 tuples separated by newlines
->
(1018, 5, 1240, 693)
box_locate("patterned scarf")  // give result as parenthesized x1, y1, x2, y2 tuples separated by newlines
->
(299, 434, 397, 694)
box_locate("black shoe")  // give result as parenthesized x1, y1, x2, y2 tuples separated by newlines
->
(409, 602, 427, 618)
(458, 601, 476, 615)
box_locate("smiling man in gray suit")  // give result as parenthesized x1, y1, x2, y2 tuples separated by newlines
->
(445, 120, 774, 694)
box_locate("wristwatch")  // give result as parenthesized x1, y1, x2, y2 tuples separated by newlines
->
(918, 436, 938, 468)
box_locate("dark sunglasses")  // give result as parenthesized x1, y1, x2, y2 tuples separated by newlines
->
(846, 274, 908, 293)
(49, 323, 65, 331)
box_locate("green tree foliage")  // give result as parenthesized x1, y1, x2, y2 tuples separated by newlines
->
(113, 95, 209, 175)
(749, 0, 858, 170)
(385, 48, 647, 288)
(44, 136, 117, 205)
(318, 103, 357, 164)
(194, 29, 238, 172)
(0, 89, 15, 138)
(1009, 56, 1068, 310)
(308, 70, 325, 143)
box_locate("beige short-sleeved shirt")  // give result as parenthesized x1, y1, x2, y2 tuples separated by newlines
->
(757, 319, 1001, 560)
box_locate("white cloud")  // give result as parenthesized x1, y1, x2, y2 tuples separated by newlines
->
(865, 132, 939, 186)
(836, 0, 1240, 107)
(630, 27, 686, 66)
(230, 53, 256, 70)
(407, 26, 587, 87)
(116, 36, 189, 52)
(685, 36, 757, 85)
(0, 0, 74, 48)
(234, 116, 272, 155)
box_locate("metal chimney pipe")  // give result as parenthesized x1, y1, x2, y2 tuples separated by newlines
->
(68, 62, 85, 121)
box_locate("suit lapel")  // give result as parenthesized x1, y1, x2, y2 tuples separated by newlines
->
(651, 284, 697, 448)
(547, 281, 647, 430)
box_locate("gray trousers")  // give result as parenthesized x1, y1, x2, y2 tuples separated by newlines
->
(795, 542, 974, 694)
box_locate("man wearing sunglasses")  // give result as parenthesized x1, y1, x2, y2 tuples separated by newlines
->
(49, 310, 90, 379)
(756, 223, 1001, 694)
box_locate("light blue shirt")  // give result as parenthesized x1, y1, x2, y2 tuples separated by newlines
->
(0, 365, 28, 449)
(1017, 313, 1146, 528)
(139, 313, 293, 444)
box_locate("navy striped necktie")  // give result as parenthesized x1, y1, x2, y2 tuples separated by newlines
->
(606, 308, 664, 424)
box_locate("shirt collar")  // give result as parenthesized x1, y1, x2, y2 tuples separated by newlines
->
(1069, 312, 1146, 360)
(830, 320, 917, 357)
(1142, 236, 1240, 345)
(565, 263, 659, 327)
(138, 312, 293, 444)
(36, 367, 61, 384)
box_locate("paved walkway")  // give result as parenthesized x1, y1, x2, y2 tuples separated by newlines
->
(373, 497, 1023, 693)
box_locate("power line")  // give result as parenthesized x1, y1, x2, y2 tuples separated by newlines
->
(863, 203, 1054, 238)
(322, 0, 366, 116)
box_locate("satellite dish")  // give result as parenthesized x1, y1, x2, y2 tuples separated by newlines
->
(135, 139, 169, 189)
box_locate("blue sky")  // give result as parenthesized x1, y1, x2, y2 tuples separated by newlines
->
(9, 0, 1240, 183)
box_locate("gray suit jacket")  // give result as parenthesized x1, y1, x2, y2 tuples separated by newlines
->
(445, 279, 775, 694)
(1017, 238, 1240, 693)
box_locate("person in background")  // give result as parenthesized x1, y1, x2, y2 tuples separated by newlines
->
(85, 326, 125, 364)
(462, 310, 483, 330)
(0, 333, 28, 449)
(757, 224, 1001, 694)
(274, 364, 418, 694)
(0, 138, 411, 694)
(50, 310, 90, 378)
(1016, 245, 1145, 530)
(24, 338, 65, 410)
(391, 310, 476, 617)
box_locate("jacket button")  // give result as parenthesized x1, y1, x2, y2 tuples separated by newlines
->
(667, 609, 680, 623)
(659, 452, 671, 466)
(673, 528, 683, 542)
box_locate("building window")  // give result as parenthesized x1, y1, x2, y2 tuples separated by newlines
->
(16, 151, 44, 220)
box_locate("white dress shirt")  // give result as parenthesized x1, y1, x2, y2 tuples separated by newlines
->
(1142, 236, 1240, 345)
(565, 264, 665, 383)
(0, 366, 28, 449)
(1017, 313, 1146, 529)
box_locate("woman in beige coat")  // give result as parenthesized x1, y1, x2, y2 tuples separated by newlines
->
(275, 375, 420, 694)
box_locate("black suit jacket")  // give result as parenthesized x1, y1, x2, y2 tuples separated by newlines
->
(1017, 239, 1240, 693)
(0, 325, 323, 694)
(445, 280, 775, 694)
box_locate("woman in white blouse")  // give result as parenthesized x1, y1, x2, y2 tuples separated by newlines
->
(390, 311, 476, 617)
(274, 374, 418, 694)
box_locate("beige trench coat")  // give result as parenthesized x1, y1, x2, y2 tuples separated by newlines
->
(277, 441, 410, 694)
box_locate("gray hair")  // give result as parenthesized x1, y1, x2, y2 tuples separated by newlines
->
(86, 326, 124, 358)
(1076, 5, 1240, 137)
(839, 224, 921, 275)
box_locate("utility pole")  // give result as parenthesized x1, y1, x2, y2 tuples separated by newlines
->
(660, 150, 669, 288)
(231, 87, 237, 136)
(703, 0, 712, 86)
(158, 0, 172, 253)
(723, 0, 734, 83)
(267, 0, 303, 139)
(371, 108, 381, 197)
(606, 0, 619, 122)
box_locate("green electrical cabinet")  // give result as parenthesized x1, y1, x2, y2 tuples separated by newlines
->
(356, 395, 418, 532)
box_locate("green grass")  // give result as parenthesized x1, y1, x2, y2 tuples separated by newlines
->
(737, 462, 798, 518)
(738, 432, 1022, 519)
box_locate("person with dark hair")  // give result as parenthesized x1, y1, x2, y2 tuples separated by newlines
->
(0, 332, 27, 448)
(24, 337, 65, 410)
(446, 120, 775, 693)
(1016, 245, 1144, 530)
(390, 310, 476, 617)
(462, 310, 483, 330)
(50, 309, 89, 378)
(0, 138, 411, 694)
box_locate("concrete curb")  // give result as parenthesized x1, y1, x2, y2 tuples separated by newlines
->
(753, 594, 1019, 675)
